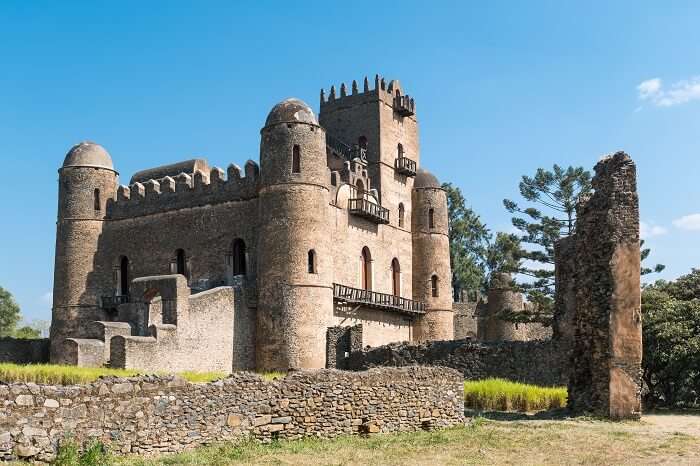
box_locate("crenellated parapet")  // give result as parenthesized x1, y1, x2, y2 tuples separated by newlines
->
(320, 74, 416, 118)
(107, 159, 261, 219)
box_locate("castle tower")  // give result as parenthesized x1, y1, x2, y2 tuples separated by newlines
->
(257, 98, 333, 370)
(51, 142, 118, 363)
(319, 76, 418, 219)
(412, 169, 453, 340)
(478, 272, 523, 341)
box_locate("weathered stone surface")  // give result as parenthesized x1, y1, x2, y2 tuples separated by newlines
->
(14, 395, 34, 406)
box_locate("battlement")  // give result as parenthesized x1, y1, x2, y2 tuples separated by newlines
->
(319, 74, 416, 116)
(107, 159, 260, 219)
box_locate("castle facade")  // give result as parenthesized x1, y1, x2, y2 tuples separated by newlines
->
(51, 76, 453, 371)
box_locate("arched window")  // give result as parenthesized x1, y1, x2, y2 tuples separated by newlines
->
(94, 188, 101, 211)
(360, 247, 372, 290)
(428, 208, 435, 229)
(358, 136, 368, 150)
(292, 145, 301, 173)
(431, 275, 439, 298)
(391, 258, 401, 296)
(232, 239, 246, 276)
(120, 256, 129, 296)
(397, 143, 404, 159)
(175, 249, 187, 276)
(308, 250, 316, 274)
(398, 203, 405, 228)
(356, 179, 365, 198)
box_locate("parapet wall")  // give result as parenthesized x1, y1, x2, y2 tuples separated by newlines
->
(0, 367, 464, 462)
(108, 160, 260, 219)
(350, 339, 566, 387)
(0, 338, 49, 364)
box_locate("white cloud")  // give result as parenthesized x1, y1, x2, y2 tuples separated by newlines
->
(673, 213, 700, 231)
(637, 76, 700, 107)
(640, 221, 668, 239)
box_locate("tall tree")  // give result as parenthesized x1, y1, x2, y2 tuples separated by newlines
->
(0, 286, 21, 337)
(442, 183, 490, 300)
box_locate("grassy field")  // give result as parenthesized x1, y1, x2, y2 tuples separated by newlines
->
(95, 414, 698, 465)
(463, 378, 567, 412)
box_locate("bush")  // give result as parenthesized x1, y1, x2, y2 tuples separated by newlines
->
(54, 439, 111, 466)
(464, 378, 567, 412)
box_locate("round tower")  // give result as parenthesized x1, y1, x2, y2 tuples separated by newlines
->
(257, 98, 333, 370)
(412, 168, 453, 341)
(478, 272, 524, 341)
(51, 142, 118, 363)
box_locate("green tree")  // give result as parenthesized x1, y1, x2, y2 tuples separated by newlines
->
(13, 325, 41, 339)
(442, 183, 491, 300)
(0, 286, 21, 337)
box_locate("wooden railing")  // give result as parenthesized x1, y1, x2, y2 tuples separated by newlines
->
(348, 198, 390, 224)
(394, 95, 415, 117)
(101, 295, 130, 309)
(333, 283, 426, 315)
(395, 156, 417, 176)
(326, 134, 367, 162)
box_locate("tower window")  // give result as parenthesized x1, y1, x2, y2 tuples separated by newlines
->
(308, 250, 316, 274)
(391, 258, 401, 296)
(398, 203, 405, 228)
(361, 247, 372, 290)
(119, 256, 129, 296)
(431, 275, 439, 298)
(428, 208, 435, 229)
(356, 179, 365, 198)
(397, 143, 404, 159)
(94, 188, 101, 211)
(292, 145, 301, 173)
(174, 249, 187, 278)
(232, 239, 246, 276)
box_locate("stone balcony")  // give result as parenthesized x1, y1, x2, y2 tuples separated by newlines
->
(348, 198, 390, 224)
(394, 156, 417, 177)
(333, 283, 426, 315)
(394, 95, 415, 117)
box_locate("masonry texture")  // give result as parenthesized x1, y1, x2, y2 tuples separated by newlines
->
(0, 338, 49, 364)
(566, 152, 642, 420)
(49, 75, 453, 372)
(349, 339, 566, 386)
(0, 367, 464, 462)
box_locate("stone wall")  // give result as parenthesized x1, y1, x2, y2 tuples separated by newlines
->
(453, 302, 478, 340)
(349, 339, 566, 386)
(0, 367, 464, 462)
(567, 152, 642, 419)
(326, 325, 363, 369)
(0, 338, 49, 364)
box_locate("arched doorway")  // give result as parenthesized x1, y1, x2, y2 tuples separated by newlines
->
(391, 258, 401, 296)
(356, 179, 365, 198)
(360, 247, 372, 290)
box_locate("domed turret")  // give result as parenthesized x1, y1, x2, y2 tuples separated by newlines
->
(257, 98, 333, 370)
(412, 167, 453, 341)
(63, 141, 114, 170)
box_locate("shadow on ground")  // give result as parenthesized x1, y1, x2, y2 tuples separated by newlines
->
(465, 408, 572, 421)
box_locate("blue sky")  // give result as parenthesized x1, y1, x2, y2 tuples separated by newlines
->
(1, 1, 699, 322)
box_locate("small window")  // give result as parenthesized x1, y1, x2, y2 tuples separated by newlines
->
(308, 250, 316, 274)
(358, 136, 368, 150)
(292, 145, 301, 173)
(232, 239, 246, 276)
(397, 143, 404, 159)
(175, 249, 187, 277)
(94, 188, 101, 211)
(391, 258, 401, 296)
(398, 203, 405, 228)
(119, 256, 129, 296)
(431, 275, 439, 298)
(428, 208, 435, 229)
(361, 247, 372, 290)
(356, 179, 365, 198)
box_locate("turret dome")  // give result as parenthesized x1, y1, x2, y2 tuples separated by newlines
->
(414, 168, 441, 189)
(62, 141, 113, 170)
(265, 98, 317, 127)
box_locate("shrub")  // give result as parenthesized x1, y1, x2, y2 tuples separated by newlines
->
(54, 439, 111, 466)
(464, 378, 567, 412)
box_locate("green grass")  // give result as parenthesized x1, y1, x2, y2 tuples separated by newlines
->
(464, 378, 567, 412)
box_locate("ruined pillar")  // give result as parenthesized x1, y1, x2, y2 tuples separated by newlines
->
(553, 236, 576, 346)
(568, 152, 642, 420)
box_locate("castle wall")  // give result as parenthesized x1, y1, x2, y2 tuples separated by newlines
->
(0, 338, 49, 364)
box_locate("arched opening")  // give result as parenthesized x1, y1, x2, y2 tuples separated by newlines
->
(175, 249, 187, 277)
(360, 247, 372, 290)
(398, 203, 405, 228)
(119, 256, 129, 296)
(94, 188, 101, 211)
(391, 258, 401, 296)
(358, 136, 368, 150)
(431, 275, 439, 298)
(356, 179, 365, 198)
(308, 249, 316, 274)
(292, 145, 301, 173)
(397, 143, 404, 159)
(428, 208, 435, 229)
(232, 239, 246, 276)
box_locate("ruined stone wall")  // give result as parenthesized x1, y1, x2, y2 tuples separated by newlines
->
(553, 235, 576, 350)
(0, 367, 464, 462)
(453, 302, 479, 340)
(0, 338, 49, 364)
(350, 339, 566, 386)
(325, 325, 363, 369)
(568, 152, 642, 419)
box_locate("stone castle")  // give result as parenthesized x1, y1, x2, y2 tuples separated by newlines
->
(51, 75, 453, 372)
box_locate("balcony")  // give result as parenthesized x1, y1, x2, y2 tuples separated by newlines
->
(348, 198, 390, 224)
(395, 156, 417, 177)
(333, 283, 426, 315)
(326, 134, 367, 163)
(101, 294, 130, 310)
(394, 95, 415, 117)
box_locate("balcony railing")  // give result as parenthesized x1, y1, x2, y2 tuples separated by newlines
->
(348, 198, 390, 224)
(326, 134, 367, 163)
(395, 156, 417, 177)
(333, 283, 426, 315)
(101, 294, 130, 309)
(394, 95, 415, 117)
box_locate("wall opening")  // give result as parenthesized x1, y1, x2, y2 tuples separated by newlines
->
(428, 208, 435, 229)
(119, 256, 129, 296)
(358, 136, 367, 150)
(361, 247, 372, 290)
(397, 143, 404, 159)
(94, 188, 101, 211)
(392, 258, 401, 296)
(232, 239, 246, 276)
(356, 179, 365, 198)
(398, 203, 405, 228)
(308, 249, 316, 274)
(292, 145, 301, 173)
(175, 249, 187, 277)
(431, 275, 439, 298)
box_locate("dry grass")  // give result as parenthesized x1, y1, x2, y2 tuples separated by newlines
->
(464, 378, 567, 412)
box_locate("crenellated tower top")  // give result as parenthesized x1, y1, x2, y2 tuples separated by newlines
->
(320, 74, 416, 117)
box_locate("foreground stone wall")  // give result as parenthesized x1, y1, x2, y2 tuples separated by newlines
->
(350, 339, 566, 386)
(0, 367, 464, 462)
(0, 338, 49, 364)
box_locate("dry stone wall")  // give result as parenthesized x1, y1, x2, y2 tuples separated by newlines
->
(0, 367, 464, 462)
(0, 338, 49, 365)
